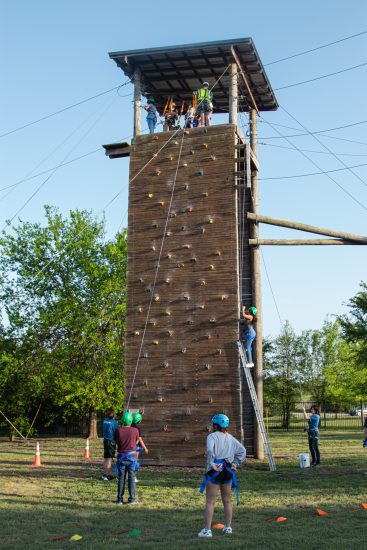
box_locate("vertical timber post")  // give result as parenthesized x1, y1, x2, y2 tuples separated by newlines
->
(229, 62, 238, 124)
(249, 108, 264, 460)
(133, 67, 142, 137)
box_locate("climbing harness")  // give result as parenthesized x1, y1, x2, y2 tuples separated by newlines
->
(114, 450, 140, 475)
(199, 459, 239, 505)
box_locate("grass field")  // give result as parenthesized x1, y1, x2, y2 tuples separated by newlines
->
(1, 431, 366, 549)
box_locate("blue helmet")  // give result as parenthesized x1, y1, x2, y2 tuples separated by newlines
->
(211, 414, 229, 428)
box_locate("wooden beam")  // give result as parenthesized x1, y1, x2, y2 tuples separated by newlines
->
(229, 62, 238, 125)
(247, 213, 367, 243)
(231, 46, 259, 113)
(249, 239, 365, 245)
(133, 67, 142, 137)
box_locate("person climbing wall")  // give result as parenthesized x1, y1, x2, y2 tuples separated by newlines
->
(241, 306, 257, 367)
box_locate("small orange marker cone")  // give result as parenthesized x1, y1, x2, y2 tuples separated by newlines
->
(316, 508, 328, 516)
(32, 441, 43, 467)
(361, 503, 367, 509)
(275, 517, 287, 523)
(212, 523, 224, 529)
(83, 439, 90, 459)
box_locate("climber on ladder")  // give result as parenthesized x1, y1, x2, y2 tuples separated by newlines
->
(194, 81, 213, 127)
(241, 306, 257, 367)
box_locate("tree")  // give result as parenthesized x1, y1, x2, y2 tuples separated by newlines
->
(0, 206, 127, 437)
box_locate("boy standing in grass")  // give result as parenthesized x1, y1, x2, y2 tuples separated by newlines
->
(102, 408, 118, 481)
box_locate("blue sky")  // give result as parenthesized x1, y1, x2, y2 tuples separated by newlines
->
(1, 0, 367, 336)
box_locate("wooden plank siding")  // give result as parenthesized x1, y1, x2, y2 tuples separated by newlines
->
(125, 124, 254, 465)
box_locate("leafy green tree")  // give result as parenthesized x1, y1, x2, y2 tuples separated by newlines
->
(0, 206, 127, 437)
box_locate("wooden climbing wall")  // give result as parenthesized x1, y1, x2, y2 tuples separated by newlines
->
(125, 124, 254, 466)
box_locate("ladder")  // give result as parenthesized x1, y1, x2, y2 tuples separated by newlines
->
(237, 340, 276, 472)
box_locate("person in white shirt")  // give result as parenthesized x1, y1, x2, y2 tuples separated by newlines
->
(198, 413, 246, 538)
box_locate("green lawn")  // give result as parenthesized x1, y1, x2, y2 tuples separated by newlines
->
(0, 431, 366, 549)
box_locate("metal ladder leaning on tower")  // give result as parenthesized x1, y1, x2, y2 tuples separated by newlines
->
(236, 340, 276, 472)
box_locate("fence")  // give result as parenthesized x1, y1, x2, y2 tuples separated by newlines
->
(264, 401, 367, 431)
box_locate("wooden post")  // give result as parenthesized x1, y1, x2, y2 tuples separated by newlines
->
(133, 67, 142, 137)
(249, 108, 264, 460)
(229, 62, 238, 125)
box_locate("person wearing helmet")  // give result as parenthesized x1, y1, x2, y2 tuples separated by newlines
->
(195, 81, 213, 127)
(114, 411, 140, 504)
(164, 101, 179, 131)
(144, 96, 160, 134)
(241, 305, 257, 367)
(102, 408, 118, 481)
(132, 412, 149, 483)
(198, 414, 246, 538)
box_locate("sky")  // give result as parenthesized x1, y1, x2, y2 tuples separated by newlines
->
(1, 0, 367, 336)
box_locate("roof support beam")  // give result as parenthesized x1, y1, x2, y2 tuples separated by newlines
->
(231, 46, 259, 113)
(249, 239, 365, 245)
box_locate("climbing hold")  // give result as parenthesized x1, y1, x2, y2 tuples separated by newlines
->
(199, 280, 206, 286)
(184, 184, 189, 191)
(183, 293, 190, 301)
(186, 408, 192, 416)
(186, 319, 194, 325)
(173, 140, 179, 145)
(208, 217, 214, 224)
(158, 200, 165, 206)
(166, 253, 172, 259)
(138, 277, 144, 283)
(182, 163, 188, 168)
(137, 306, 143, 313)
(163, 424, 168, 431)
(205, 334, 211, 340)
(181, 348, 187, 353)
(143, 352, 148, 358)
(168, 155, 173, 161)
(153, 295, 160, 302)
(199, 304, 205, 310)
(205, 364, 211, 370)
(152, 136, 159, 141)
(202, 191, 208, 197)
(176, 262, 185, 268)
(147, 193, 153, 198)
(190, 256, 197, 263)
(153, 340, 159, 345)
(180, 226, 187, 231)
(143, 378, 148, 386)
(150, 245, 156, 251)
(197, 169, 204, 176)
(165, 309, 171, 316)
(209, 318, 216, 324)
(158, 397, 164, 402)
(145, 287, 152, 293)
(202, 143, 208, 149)
(166, 230, 172, 237)
(149, 319, 157, 326)
(162, 360, 169, 368)
(201, 227, 205, 234)
(190, 150, 195, 155)
(184, 130, 190, 135)
(220, 294, 228, 301)
(184, 244, 191, 249)
(215, 250, 221, 256)
(169, 212, 176, 218)
(165, 277, 171, 284)
(210, 155, 216, 161)
(134, 330, 140, 336)
(186, 206, 193, 212)
(208, 396, 213, 403)
(166, 330, 174, 337)
(184, 434, 190, 441)
(155, 170, 161, 176)
(209, 264, 215, 270)
(216, 349, 222, 355)
(151, 222, 158, 228)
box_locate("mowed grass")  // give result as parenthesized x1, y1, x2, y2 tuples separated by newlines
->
(0, 431, 366, 549)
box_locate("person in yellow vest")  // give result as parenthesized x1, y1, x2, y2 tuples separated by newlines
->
(196, 82, 213, 127)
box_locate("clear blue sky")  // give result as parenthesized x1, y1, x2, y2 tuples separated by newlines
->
(1, 0, 367, 336)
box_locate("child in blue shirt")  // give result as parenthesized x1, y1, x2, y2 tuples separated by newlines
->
(303, 405, 321, 465)
(102, 408, 119, 480)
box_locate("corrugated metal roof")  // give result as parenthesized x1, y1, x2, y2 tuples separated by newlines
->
(109, 38, 278, 113)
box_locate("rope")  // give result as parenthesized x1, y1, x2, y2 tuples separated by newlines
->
(0, 409, 26, 440)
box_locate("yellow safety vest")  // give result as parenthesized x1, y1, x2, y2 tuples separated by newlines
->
(197, 88, 211, 102)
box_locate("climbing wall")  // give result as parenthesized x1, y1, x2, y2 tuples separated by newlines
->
(125, 124, 253, 466)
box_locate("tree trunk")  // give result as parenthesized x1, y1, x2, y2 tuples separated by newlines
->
(87, 407, 98, 439)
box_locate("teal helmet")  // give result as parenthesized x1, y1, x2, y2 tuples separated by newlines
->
(147, 96, 155, 103)
(132, 412, 143, 425)
(122, 411, 133, 426)
(249, 306, 257, 316)
(211, 414, 229, 428)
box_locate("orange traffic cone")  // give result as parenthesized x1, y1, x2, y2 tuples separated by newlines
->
(32, 441, 43, 467)
(83, 439, 91, 459)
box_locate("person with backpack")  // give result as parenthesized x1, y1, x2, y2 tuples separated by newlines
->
(102, 408, 118, 481)
(302, 405, 321, 465)
(114, 412, 140, 505)
(198, 414, 246, 538)
(241, 305, 257, 367)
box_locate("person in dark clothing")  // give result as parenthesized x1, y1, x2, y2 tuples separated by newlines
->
(102, 408, 118, 480)
(363, 416, 367, 448)
(114, 412, 140, 505)
(303, 405, 321, 465)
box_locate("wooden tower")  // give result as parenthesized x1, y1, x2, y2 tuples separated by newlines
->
(105, 39, 278, 465)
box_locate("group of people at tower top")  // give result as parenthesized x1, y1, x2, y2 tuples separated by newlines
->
(144, 81, 213, 134)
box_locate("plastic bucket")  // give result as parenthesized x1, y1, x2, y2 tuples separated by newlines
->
(299, 453, 310, 468)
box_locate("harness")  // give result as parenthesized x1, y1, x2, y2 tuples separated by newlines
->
(197, 88, 211, 102)
(199, 459, 239, 505)
(113, 450, 140, 475)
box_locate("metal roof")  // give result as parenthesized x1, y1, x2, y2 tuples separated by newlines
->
(109, 38, 278, 113)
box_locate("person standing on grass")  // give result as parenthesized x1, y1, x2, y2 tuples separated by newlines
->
(102, 408, 118, 481)
(302, 405, 321, 465)
(198, 414, 246, 538)
(131, 412, 149, 483)
(114, 412, 140, 505)
(363, 416, 367, 448)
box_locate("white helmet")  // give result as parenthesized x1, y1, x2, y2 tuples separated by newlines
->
(202, 81, 209, 87)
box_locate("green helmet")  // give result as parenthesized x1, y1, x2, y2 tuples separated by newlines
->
(133, 412, 143, 425)
(147, 96, 155, 103)
(249, 306, 257, 316)
(122, 411, 133, 426)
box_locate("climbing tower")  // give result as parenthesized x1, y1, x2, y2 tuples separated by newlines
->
(105, 39, 278, 466)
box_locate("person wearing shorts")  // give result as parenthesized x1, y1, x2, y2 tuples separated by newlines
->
(102, 408, 118, 480)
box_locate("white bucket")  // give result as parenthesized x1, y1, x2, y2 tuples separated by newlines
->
(299, 453, 310, 468)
